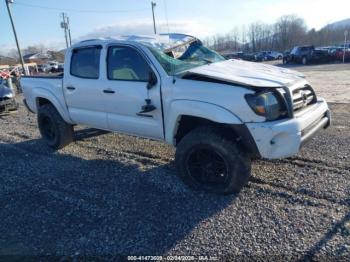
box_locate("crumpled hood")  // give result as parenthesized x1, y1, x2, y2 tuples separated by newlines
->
(0, 83, 15, 99)
(183, 59, 305, 88)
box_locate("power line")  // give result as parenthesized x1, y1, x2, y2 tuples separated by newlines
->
(14, 1, 149, 13)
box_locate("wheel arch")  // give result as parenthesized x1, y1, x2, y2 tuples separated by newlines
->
(33, 88, 73, 124)
(165, 100, 243, 145)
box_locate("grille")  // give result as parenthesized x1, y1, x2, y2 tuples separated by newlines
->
(292, 85, 316, 112)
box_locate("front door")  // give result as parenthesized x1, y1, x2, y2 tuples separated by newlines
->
(101, 45, 164, 140)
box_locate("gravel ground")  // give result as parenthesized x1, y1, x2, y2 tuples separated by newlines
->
(0, 67, 349, 260)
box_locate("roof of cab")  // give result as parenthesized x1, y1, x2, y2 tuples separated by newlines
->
(72, 33, 197, 50)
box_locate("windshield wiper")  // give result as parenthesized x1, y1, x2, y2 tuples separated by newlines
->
(201, 58, 213, 64)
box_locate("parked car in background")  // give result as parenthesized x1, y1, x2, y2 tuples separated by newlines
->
(283, 49, 291, 62)
(338, 43, 350, 49)
(243, 52, 266, 62)
(235, 52, 255, 61)
(38, 64, 52, 73)
(50, 63, 64, 73)
(37, 61, 61, 73)
(246, 51, 283, 62)
(266, 51, 283, 60)
(322, 46, 344, 61)
(58, 63, 64, 71)
(283, 46, 330, 65)
(241, 52, 256, 61)
(334, 48, 350, 62)
(48, 61, 59, 71)
(0, 78, 18, 115)
(37, 64, 45, 73)
(252, 51, 267, 62)
(223, 51, 244, 60)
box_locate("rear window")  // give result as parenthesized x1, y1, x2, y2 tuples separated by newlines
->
(70, 46, 101, 79)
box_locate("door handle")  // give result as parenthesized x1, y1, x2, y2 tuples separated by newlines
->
(103, 89, 115, 94)
(66, 86, 76, 90)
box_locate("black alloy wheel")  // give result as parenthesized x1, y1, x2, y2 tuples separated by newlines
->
(185, 145, 229, 191)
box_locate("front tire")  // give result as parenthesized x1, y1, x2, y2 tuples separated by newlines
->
(175, 126, 251, 194)
(37, 104, 74, 149)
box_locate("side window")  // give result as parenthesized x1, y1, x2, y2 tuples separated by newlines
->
(70, 46, 101, 79)
(291, 47, 298, 55)
(107, 46, 150, 81)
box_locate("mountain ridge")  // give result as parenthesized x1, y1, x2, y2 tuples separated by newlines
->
(324, 18, 350, 30)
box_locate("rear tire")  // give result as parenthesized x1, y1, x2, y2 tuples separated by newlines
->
(175, 126, 251, 194)
(302, 56, 307, 65)
(37, 104, 74, 150)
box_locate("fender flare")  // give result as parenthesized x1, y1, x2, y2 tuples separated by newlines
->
(165, 99, 242, 144)
(32, 87, 73, 124)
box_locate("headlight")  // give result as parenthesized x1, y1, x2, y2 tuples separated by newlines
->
(245, 91, 287, 121)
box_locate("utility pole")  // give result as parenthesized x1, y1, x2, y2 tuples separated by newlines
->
(67, 16, 72, 46)
(5, 0, 26, 75)
(60, 12, 69, 48)
(343, 30, 348, 64)
(151, 2, 157, 34)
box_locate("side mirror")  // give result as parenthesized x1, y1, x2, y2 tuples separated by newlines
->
(147, 71, 157, 90)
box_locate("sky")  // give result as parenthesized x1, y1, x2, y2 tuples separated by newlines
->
(1, 0, 349, 55)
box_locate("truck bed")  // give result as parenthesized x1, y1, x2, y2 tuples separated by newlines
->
(20, 75, 65, 114)
(21, 73, 63, 79)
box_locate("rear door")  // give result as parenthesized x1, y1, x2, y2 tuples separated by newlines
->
(63, 45, 108, 129)
(100, 44, 164, 140)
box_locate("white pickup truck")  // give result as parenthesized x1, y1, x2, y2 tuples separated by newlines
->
(21, 34, 331, 194)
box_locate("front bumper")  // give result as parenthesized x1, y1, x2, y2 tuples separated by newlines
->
(0, 97, 19, 115)
(246, 98, 330, 159)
